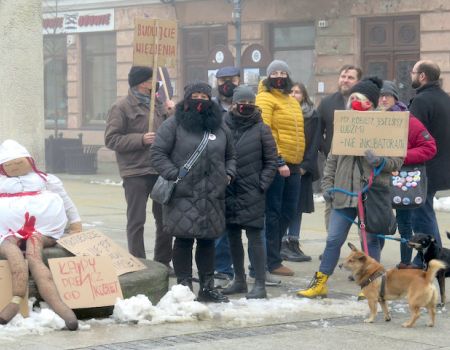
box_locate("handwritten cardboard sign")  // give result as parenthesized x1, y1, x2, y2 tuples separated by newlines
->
(57, 230, 146, 276)
(0, 261, 29, 317)
(133, 18, 177, 67)
(48, 256, 123, 309)
(331, 110, 409, 157)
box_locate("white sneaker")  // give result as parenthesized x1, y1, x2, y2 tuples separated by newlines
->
(248, 272, 281, 286)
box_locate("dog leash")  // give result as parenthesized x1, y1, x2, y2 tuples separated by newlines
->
(325, 159, 409, 247)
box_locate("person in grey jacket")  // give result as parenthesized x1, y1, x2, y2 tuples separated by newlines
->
(220, 86, 277, 299)
(297, 76, 403, 299)
(104, 66, 172, 263)
(151, 81, 236, 303)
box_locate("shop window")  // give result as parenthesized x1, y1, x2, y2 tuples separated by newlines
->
(44, 35, 67, 130)
(271, 23, 315, 90)
(82, 32, 116, 127)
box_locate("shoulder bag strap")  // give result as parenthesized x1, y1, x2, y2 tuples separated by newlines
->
(175, 131, 210, 183)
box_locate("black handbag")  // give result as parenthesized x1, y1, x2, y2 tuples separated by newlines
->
(357, 158, 397, 235)
(150, 131, 210, 205)
(391, 164, 427, 209)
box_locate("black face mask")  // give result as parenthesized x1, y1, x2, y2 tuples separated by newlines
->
(218, 80, 237, 98)
(269, 77, 288, 90)
(236, 103, 256, 116)
(187, 98, 212, 113)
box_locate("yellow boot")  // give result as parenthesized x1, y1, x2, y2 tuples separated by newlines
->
(296, 271, 329, 298)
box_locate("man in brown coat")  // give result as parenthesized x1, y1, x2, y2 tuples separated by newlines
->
(105, 66, 173, 267)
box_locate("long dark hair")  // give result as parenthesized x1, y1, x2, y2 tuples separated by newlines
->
(292, 82, 313, 107)
(263, 76, 293, 95)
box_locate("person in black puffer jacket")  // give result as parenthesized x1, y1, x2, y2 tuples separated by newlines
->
(151, 81, 236, 303)
(221, 85, 277, 299)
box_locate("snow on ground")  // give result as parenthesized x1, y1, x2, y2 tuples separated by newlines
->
(89, 179, 122, 186)
(1, 285, 367, 339)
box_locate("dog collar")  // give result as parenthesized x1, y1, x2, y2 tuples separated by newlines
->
(359, 270, 385, 289)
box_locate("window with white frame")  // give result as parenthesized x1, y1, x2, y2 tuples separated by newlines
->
(82, 32, 116, 127)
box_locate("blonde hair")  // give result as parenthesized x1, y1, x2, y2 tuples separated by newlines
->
(346, 92, 372, 110)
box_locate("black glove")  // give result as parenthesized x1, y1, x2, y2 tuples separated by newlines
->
(364, 150, 383, 168)
(323, 190, 334, 203)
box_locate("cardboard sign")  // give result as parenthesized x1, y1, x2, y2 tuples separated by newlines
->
(48, 256, 123, 309)
(0, 261, 29, 317)
(331, 110, 409, 157)
(57, 230, 146, 276)
(133, 18, 177, 67)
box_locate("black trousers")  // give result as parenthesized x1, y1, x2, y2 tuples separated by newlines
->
(227, 224, 265, 282)
(172, 237, 215, 281)
(123, 174, 172, 262)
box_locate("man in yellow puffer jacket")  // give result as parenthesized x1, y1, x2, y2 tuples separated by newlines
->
(255, 59, 305, 277)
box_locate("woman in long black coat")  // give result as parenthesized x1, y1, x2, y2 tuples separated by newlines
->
(221, 85, 277, 299)
(151, 81, 236, 303)
(280, 82, 321, 262)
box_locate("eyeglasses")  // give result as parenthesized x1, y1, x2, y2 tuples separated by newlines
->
(410, 70, 422, 75)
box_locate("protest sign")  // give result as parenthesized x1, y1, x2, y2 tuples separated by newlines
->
(133, 18, 177, 68)
(48, 256, 123, 309)
(0, 261, 29, 317)
(331, 110, 409, 157)
(57, 230, 146, 276)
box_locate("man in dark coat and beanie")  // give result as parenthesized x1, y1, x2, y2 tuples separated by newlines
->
(408, 60, 450, 262)
(105, 66, 173, 266)
(151, 81, 236, 303)
(221, 85, 277, 299)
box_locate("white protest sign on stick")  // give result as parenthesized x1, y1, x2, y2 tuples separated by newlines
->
(57, 230, 146, 276)
(331, 110, 409, 157)
(0, 261, 29, 317)
(48, 256, 123, 309)
(133, 18, 177, 131)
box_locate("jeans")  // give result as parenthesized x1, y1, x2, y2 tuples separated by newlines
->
(396, 208, 413, 265)
(411, 190, 442, 266)
(319, 208, 384, 276)
(265, 172, 301, 271)
(214, 233, 234, 278)
(286, 213, 302, 239)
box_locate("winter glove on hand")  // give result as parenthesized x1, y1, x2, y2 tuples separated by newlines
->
(364, 150, 383, 168)
(323, 190, 334, 203)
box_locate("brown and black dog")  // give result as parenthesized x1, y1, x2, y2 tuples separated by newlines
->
(340, 242, 445, 328)
(407, 231, 450, 306)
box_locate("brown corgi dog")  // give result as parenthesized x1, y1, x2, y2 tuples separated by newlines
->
(340, 242, 445, 328)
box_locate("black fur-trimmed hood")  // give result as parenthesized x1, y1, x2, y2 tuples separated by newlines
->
(175, 100, 223, 132)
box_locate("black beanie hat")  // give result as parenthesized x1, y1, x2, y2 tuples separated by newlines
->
(232, 85, 255, 103)
(350, 76, 383, 108)
(184, 80, 212, 100)
(128, 66, 153, 88)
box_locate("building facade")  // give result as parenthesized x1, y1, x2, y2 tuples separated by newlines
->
(42, 0, 450, 158)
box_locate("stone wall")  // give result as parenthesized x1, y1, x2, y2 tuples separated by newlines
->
(0, 0, 45, 165)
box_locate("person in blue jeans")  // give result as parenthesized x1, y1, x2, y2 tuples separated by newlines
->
(378, 80, 437, 268)
(255, 60, 306, 277)
(296, 77, 404, 298)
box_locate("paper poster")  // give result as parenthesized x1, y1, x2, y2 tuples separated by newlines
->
(331, 110, 409, 157)
(0, 261, 29, 317)
(48, 256, 123, 309)
(57, 230, 146, 276)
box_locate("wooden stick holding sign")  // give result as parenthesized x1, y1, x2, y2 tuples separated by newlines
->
(148, 26, 159, 132)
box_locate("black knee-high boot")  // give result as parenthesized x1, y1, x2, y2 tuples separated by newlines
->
(223, 228, 248, 295)
(246, 229, 267, 299)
